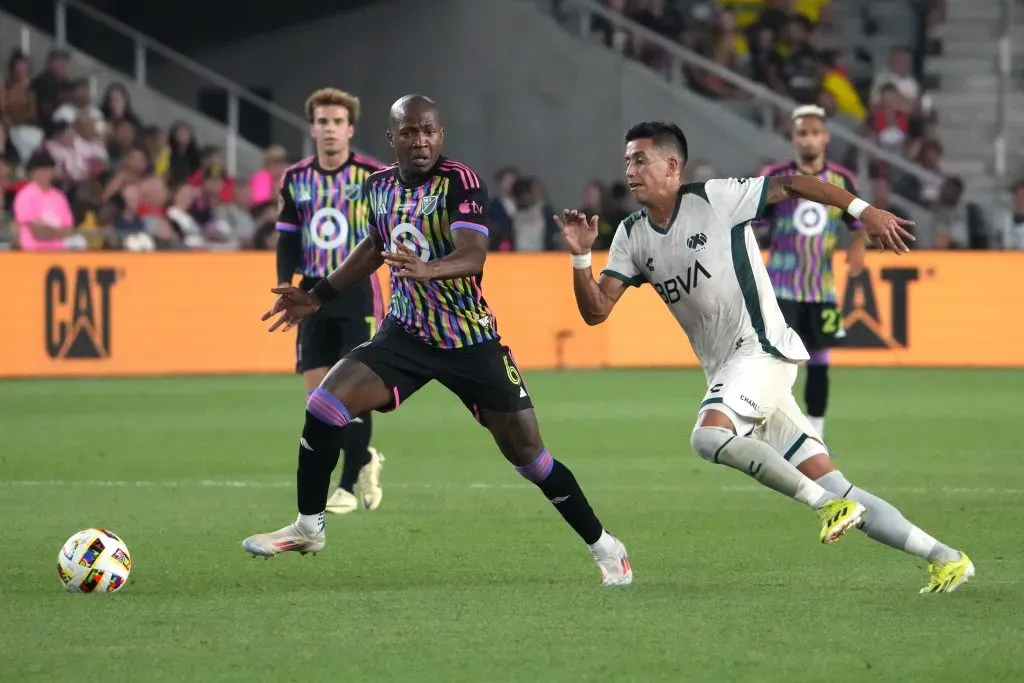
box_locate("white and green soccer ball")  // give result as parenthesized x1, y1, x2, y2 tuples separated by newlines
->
(57, 528, 132, 594)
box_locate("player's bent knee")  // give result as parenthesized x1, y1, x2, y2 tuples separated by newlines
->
(690, 426, 736, 463)
(320, 359, 392, 414)
(306, 387, 352, 428)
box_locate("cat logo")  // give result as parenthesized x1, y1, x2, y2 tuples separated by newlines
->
(841, 268, 919, 348)
(44, 266, 118, 360)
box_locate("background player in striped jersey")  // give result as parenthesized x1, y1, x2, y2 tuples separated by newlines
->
(760, 105, 868, 438)
(244, 95, 632, 586)
(275, 88, 386, 515)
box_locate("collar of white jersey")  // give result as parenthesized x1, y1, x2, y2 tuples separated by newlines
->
(645, 182, 707, 234)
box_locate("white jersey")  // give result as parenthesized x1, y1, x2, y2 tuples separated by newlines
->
(602, 177, 809, 380)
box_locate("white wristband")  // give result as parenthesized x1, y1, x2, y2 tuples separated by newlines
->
(571, 252, 592, 269)
(846, 197, 870, 219)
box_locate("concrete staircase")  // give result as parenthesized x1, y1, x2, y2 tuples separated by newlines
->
(928, 0, 1015, 199)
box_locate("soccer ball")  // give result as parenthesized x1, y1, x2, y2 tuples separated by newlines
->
(57, 528, 132, 594)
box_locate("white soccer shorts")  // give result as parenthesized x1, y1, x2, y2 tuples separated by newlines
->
(694, 351, 826, 467)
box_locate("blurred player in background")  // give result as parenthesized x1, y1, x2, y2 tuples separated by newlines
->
(246, 95, 632, 587)
(276, 88, 385, 515)
(557, 121, 973, 593)
(760, 105, 867, 438)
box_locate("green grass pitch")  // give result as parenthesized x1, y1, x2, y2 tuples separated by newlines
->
(2, 368, 1022, 682)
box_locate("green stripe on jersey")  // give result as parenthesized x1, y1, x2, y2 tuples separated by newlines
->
(602, 269, 644, 287)
(730, 224, 784, 358)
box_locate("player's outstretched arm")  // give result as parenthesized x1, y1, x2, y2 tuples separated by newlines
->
(555, 210, 632, 326)
(765, 175, 915, 254)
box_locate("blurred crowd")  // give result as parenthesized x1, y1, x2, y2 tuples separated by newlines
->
(0, 48, 284, 252)
(557, 0, 1024, 250)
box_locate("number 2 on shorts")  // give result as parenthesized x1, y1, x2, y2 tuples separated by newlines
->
(820, 306, 843, 335)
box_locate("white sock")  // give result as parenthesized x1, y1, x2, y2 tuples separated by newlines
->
(808, 416, 825, 438)
(296, 512, 325, 535)
(588, 530, 616, 554)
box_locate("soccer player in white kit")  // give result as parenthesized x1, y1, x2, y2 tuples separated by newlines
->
(556, 121, 974, 593)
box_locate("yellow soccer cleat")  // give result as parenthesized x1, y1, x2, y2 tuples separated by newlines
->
(920, 552, 975, 594)
(817, 498, 866, 544)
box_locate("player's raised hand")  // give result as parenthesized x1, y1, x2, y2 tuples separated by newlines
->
(554, 209, 599, 255)
(382, 243, 431, 283)
(860, 206, 915, 254)
(262, 285, 320, 332)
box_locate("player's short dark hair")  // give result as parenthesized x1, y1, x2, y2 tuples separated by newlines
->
(788, 14, 814, 33)
(625, 121, 688, 165)
(305, 88, 361, 125)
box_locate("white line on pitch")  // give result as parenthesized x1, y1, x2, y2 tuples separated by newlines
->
(0, 480, 1019, 495)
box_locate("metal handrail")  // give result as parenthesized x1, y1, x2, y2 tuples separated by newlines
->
(53, 0, 315, 174)
(561, 0, 943, 187)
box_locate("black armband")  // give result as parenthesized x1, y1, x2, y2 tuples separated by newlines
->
(311, 278, 339, 304)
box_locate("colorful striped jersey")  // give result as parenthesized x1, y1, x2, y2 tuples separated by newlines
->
(365, 157, 497, 349)
(275, 153, 383, 278)
(760, 160, 861, 303)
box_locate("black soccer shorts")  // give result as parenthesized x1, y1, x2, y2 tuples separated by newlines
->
(295, 276, 380, 374)
(777, 299, 845, 352)
(346, 318, 534, 419)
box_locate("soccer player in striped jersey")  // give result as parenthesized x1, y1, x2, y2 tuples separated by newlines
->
(244, 95, 632, 587)
(760, 105, 867, 439)
(275, 88, 386, 515)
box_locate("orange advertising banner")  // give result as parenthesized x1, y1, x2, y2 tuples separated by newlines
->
(1, 251, 1022, 378)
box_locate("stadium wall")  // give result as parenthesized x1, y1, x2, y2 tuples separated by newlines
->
(2, 252, 1021, 378)
(151, 0, 791, 209)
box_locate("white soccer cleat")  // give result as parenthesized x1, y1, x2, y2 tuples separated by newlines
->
(241, 523, 325, 558)
(325, 488, 359, 515)
(591, 534, 633, 587)
(357, 447, 385, 510)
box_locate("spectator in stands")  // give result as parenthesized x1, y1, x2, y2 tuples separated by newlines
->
(160, 121, 201, 185)
(222, 182, 257, 248)
(580, 179, 614, 249)
(487, 166, 518, 252)
(604, 181, 632, 228)
(818, 50, 866, 124)
(189, 167, 237, 249)
(766, 14, 820, 104)
(248, 144, 289, 206)
(634, 0, 684, 42)
(4, 50, 43, 162)
(870, 84, 910, 155)
(690, 10, 743, 98)
(102, 146, 148, 203)
(30, 49, 71, 131)
(898, 138, 944, 207)
(139, 125, 166, 173)
(52, 78, 105, 132)
(44, 120, 106, 188)
(1000, 181, 1024, 250)
(746, 0, 795, 42)
(100, 83, 141, 129)
(12, 150, 80, 251)
(510, 176, 559, 252)
(870, 45, 932, 117)
(107, 119, 139, 172)
(166, 183, 205, 248)
(931, 176, 967, 249)
(591, 0, 631, 53)
(744, 21, 777, 84)
(188, 145, 235, 203)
